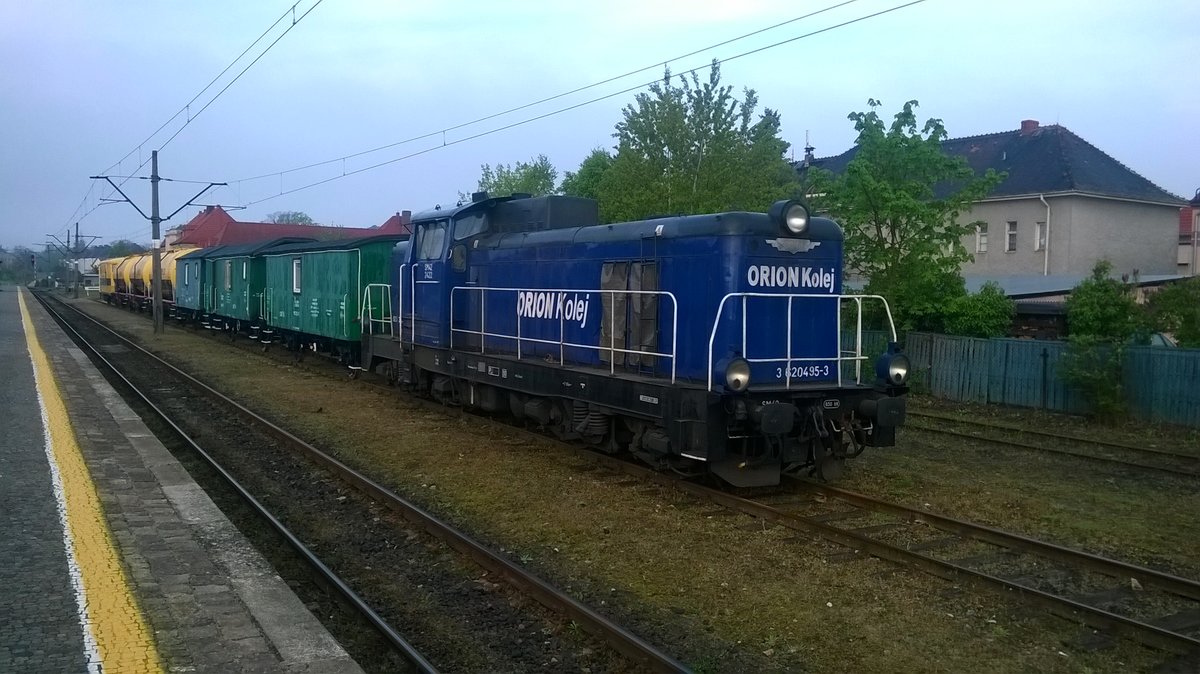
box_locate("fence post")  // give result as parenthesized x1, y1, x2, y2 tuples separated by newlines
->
(1040, 347, 1049, 410)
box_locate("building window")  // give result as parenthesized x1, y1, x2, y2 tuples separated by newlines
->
(1006, 221, 1017, 252)
(292, 258, 302, 293)
(1035, 221, 1046, 251)
(224, 260, 232, 290)
(976, 224, 988, 254)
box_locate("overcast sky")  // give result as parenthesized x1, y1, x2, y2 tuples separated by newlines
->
(1, 0, 1196, 250)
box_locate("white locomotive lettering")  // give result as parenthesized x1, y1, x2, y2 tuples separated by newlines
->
(517, 291, 591, 328)
(746, 265, 836, 292)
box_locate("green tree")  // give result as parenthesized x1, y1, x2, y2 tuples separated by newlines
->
(1147, 276, 1200, 347)
(943, 281, 1015, 338)
(873, 264, 967, 333)
(467, 154, 558, 199)
(559, 148, 613, 201)
(0, 246, 36, 284)
(808, 99, 1003, 329)
(103, 239, 148, 257)
(595, 62, 798, 223)
(266, 211, 314, 225)
(1062, 260, 1142, 417)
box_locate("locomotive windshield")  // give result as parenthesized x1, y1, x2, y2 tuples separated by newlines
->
(413, 219, 448, 260)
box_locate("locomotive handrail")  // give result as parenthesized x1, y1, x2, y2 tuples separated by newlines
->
(449, 286, 679, 384)
(706, 293, 898, 392)
(360, 283, 394, 335)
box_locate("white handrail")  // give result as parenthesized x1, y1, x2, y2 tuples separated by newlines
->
(706, 293, 898, 392)
(360, 283, 393, 335)
(449, 286, 679, 384)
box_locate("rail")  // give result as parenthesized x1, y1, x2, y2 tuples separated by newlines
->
(449, 286, 679, 383)
(706, 293, 897, 392)
(40, 291, 689, 673)
(34, 292, 439, 672)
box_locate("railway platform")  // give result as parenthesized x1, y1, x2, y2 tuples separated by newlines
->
(0, 285, 363, 673)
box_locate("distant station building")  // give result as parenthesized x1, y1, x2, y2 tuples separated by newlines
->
(164, 205, 411, 248)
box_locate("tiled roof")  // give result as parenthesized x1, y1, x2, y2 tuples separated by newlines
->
(807, 121, 1184, 205)
(170, 206, 412, 247)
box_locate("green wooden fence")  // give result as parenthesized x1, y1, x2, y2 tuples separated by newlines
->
(883, 332, 1200, 427)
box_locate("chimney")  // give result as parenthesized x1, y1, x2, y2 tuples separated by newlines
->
(205, 205, 215, 213)
(1020, 119, 1039, 135)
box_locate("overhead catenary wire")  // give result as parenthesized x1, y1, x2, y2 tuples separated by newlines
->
(241, 0, 927, 207)
(235, 0, 863, 184)
(57, 0, 325, 236)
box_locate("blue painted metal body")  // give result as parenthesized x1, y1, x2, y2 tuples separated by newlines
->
(392, 198, 856, 392)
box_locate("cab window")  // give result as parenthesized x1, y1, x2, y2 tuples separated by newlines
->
(453, 213, 487, 241)
(415, 220, 448, 260)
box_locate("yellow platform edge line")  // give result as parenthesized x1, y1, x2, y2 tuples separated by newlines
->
(19, 290, 164, 674)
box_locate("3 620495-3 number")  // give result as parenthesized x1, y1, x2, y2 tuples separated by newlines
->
(775, 364, 831, 379)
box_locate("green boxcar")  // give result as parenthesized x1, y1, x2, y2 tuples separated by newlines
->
(204, 238, 313, 324)
(175, 246, 224, 315)
(263, 236, 405, 348)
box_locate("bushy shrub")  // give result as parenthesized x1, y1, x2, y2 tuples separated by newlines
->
(1147, 276, 1200, 348)
(1062, 261, 1139, 418)
(943, 281, 1014, 338)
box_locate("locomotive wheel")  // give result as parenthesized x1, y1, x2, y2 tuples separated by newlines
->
(815, 453, 845, 482)
(549, 402, 573, 440)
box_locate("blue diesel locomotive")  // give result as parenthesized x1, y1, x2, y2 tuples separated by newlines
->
(361, 193, 909, 487)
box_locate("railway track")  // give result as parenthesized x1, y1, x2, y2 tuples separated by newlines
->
(544, 451, 1200, 660)
(37, 292, 690, 674)
(907, 410, 1200, 479)
(59, 294, 1200, 664)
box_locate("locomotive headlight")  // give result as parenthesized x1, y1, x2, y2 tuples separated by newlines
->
(784, 203, 809, 234)
(768, 200, 810, 235)
(725, 358, 751, 392)
(875, 352, 911, 386)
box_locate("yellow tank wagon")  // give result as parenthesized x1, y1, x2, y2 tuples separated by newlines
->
(97, 257, 127, 302)
(102, 247, 197, 310)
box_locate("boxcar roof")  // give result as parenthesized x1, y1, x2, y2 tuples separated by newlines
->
(189, 237, 316, 260)
(261, 234, 408, 255)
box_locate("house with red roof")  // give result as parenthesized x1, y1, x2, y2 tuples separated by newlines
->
(165, 206, 410, 248)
